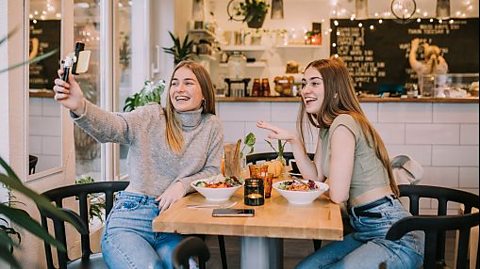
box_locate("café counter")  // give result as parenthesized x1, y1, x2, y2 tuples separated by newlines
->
(216, 96, 479, 103)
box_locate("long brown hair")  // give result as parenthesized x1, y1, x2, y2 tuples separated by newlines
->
(297, 58, 399, 196)
(165, 61, 216, 153)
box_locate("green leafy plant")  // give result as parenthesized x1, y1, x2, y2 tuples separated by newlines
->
(162, 31, 194, 65)
(75, 175, 106, 224)
(235, 0, 269, 28)
(0, 157, 81, 269)
(123, 80, 165, 112)
(1, 28, 78, 269)
(240, 132, 256, 158)
(265, 139, 287, 165)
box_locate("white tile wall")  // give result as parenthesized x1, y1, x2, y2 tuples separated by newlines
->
(433, 103, 479, 123)
(28, 97, 62, 173)
(459, 167, 479, 188)
(432, 145, 479, 166)
(378, 103, 432, 123)
(460, 124, 479, 145)
(218, 101, 479, 211)
(406, 124, 460, 145)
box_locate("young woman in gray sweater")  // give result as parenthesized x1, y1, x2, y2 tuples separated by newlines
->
(53, 61, 223, 269)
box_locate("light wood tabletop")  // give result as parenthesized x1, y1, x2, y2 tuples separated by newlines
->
(152, 186, 343, 241)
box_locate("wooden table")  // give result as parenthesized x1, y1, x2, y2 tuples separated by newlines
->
(152, 185, 343, 269)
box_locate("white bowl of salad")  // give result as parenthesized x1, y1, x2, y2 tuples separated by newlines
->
(273, 179, 329, 205)
(191, 174, 243, 202)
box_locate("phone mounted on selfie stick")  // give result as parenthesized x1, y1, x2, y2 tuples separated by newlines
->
(61, 42, 91, 82)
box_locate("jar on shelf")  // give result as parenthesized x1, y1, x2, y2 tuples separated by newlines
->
(252, 78, 262, 97)
(228, 51, 247, 79)
(261, 78, 270, 96)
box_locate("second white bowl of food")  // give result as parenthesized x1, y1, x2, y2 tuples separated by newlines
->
(191, 175, 243, 202)
(273, 179, 329, 205)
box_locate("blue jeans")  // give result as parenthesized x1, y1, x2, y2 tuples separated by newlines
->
(101, 191, 183, 269)
(296, 196, 424, 269)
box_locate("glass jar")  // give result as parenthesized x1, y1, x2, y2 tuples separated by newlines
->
(261, 78, 270, 96)
(228, 51, 247, 79)
(244, 178, 264, 206)
(252, 78, 261, 97)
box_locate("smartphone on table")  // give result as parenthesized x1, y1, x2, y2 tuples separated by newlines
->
(212, 208, 255, 217)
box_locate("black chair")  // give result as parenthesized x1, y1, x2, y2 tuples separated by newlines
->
(173, 236, 210, 269)
(39, 181, 129, 269)
(29, 154, 38, 175)
(386, 184, 479, 269)
(246, 151, 315, 165)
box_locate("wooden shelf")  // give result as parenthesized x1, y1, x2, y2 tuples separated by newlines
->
(221, 45, 266, 52)
(218, 62, 266, 68)
(29, 89, 54, 98)
(275, 44, 322, 48)
(188, 29, 216, 40)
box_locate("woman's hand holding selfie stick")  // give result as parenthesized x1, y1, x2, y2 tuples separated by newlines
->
(53, 42, 89, 115)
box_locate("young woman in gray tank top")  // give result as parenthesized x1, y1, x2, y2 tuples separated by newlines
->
(257, 58, 423, 269)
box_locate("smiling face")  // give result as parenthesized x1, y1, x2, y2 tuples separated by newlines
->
(301, 67, 325, 114)
(169, 67, 204, 112)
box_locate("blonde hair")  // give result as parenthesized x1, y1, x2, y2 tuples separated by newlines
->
(165, 61, 216, 153)
(297, 58, 399, 197)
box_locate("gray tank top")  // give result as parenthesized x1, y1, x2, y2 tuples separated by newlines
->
(320, 114, 389, 202)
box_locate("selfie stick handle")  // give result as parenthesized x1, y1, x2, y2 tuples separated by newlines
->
(62, 56, 73, 82)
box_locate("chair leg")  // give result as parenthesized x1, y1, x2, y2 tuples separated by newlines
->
(313, 239, 322, 251)
(218, 235, 228, 269)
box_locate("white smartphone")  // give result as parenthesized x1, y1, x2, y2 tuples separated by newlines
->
(212, 208, 255, 217)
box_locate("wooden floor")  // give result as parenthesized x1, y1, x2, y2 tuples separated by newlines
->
(203, 231, 457, 269)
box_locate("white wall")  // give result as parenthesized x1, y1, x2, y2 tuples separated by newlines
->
(28, 97, 62, 172)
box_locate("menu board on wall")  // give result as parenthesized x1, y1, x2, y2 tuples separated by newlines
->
(29, 20, 61, 90)
(330, 18, 479, 93)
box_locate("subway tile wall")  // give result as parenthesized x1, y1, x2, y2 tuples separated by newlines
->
(218, 101, 479, 211)
(29, 97, 62, 172)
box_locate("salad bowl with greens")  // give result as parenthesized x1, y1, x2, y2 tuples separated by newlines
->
(191, 175, 243, 201)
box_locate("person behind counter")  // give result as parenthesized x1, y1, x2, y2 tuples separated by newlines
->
(53, 60, 223, 269)
(256, 58, 424, 268)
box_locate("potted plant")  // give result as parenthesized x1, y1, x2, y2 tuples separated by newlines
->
(229, 0, 270, 29)
(123, 80, 165, 112)
(75, 175, 106, 224)
(162, 31, 195, 65)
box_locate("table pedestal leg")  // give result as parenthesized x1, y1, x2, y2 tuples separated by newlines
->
(240, 237, 284, 269)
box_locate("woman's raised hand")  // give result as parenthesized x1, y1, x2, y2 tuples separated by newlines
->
(53, 69, 86, 115)
(256, 120, 298, 143)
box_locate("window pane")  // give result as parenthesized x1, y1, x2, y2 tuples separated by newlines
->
(73, 0, 101, 180)
(116, 0, 132, 176)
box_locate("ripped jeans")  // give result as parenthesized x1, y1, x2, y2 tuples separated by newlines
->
(101, 191, 183, 269)
(296, 196, 424, 269)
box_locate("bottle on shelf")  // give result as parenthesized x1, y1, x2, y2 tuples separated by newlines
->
(252, 78, 261, 97)
(261, 78, 270, 97)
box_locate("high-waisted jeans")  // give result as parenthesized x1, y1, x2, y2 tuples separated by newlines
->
(101, 191, 183, 269)
(296, 196, 424, 269)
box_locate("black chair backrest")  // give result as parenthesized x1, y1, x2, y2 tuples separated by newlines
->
(246, 152, 314, 165)
(29, 154, 38, 175)
(39, 181, 129, 269)
(386, 184, 479, 269)
(173, 236, 210, 269)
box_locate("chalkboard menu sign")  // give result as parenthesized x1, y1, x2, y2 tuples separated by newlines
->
(29, 20, 61, 90)
(330, 18, 479, 93)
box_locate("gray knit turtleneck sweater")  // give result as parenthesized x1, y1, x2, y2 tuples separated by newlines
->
(73, 101, 223, 197)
